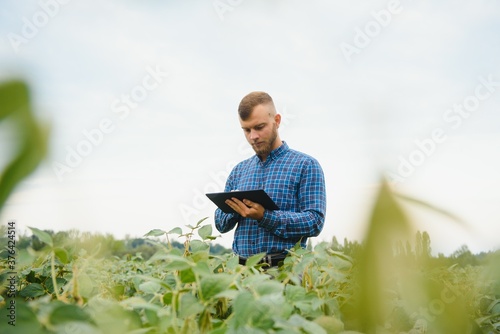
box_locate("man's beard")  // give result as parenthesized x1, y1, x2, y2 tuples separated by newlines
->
(251, 124, 278, 159)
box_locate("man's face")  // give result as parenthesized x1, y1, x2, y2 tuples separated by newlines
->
(240, 103, 281, 159)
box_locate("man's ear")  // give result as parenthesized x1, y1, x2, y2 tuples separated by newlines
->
(274, 113, 281, 128)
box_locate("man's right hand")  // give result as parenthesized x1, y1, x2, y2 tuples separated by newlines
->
(225, 197, 265, 221)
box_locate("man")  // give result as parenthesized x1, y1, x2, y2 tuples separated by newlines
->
(214, 91, 327, 267)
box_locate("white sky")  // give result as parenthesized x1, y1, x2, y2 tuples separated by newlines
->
(1, 0, 499, 255)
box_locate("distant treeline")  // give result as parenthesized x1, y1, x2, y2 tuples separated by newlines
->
(1, 226, 497, 267)
(329, 230, 499, 268)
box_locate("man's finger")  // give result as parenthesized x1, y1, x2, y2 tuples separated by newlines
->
(226, 198, 245, 215)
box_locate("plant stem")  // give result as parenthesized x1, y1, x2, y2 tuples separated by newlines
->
(51, 250, 61, 300)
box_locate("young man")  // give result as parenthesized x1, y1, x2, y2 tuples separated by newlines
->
(214, 91, 327, 266)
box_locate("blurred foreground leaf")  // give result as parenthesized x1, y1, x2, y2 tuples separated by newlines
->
(0, 80, 49, 211)
(354, 179, 413, 332)
(350, 179, 473, 333)
(395, 192, 468, 228)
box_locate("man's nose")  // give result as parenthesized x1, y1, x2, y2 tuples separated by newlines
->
(249, 129, 259, 140)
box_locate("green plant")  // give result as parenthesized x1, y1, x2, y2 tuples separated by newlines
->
(0, 80, 49, 211)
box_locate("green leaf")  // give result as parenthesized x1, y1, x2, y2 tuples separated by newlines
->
(254, 281, 284, 296)
(20, 283, 46, 297)
(46, 277, 67, 294)
(28, 226, 53, 247)
(179, 268, 196, 284)
(0, 298, 42, 333)
(144, 229, 166, 237)
(193, 261, 212, 277)
(245, 252, 266, 267)
(353, 178, 416, 332)
(190, 239, 210, 254)
(225, 254, 240, 270)
(120, 297, 162, 312)
(0, 80, 28, 119)
(395, 193, 469, 227)
(77, 272, 96, 299)
(0, 81, 49, 211)
(178, 293, 204, 318)
(213, 289, 239, 299)
(163, 292, 173, 305)
(87, 298, 142, 333)
(54, 247, 69, 264)
(195, 216, 209, 227)
(136, 275, 174, 291)
(146, 251, 171, 263)
(167, 227, 183, 235)
(287, 314, 327, 334)
(200, 274, 234, 301)
(139, 281, 161, 294)
(108, 284, 125, 298)
(230, 291, 256, 328)
(285, 285, 307, 302)
(54, 322, 97, 334)
(198, 224, 213, 240)
(49, 304, 91, 325)
(164, 255, 194, 271)
(144, 308, 159, 327)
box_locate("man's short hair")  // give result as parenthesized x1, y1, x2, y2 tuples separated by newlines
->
(238, 91, 275, 120)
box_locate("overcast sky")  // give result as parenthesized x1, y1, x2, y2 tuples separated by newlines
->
(1, 0, 499, 255)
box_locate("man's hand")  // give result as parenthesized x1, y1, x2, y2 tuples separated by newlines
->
(225, 198, 265, 220)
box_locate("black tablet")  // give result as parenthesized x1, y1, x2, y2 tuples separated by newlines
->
(206, 189, 279, 214)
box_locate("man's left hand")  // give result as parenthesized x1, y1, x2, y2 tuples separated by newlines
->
(225, 198, 264, 220)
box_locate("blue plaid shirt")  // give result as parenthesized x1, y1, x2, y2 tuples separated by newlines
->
(214, 142, 326, 258)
